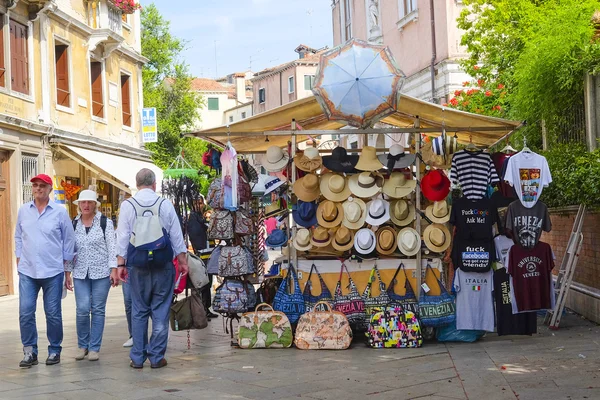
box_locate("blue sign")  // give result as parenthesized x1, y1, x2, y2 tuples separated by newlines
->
(142, 107, 157, 143)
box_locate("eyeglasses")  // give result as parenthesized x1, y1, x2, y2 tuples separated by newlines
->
(32, 183, 49, 188)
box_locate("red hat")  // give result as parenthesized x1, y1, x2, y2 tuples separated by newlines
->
(421, 169, 450, 201)
(30, 174, 53, 186)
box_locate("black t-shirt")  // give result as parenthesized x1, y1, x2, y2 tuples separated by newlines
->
(491, 191, 514, 234)
(451, 236, 495, 273)
(450, 196, 498, 240)
(493, 267, 537, 336)
(505, 200, 552, 249)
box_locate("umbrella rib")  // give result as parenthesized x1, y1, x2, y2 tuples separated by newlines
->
(338, 82, 358, 113)
(357, 48, 385, 79)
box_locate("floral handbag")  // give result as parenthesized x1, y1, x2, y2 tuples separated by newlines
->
(333, 263, 366, 332)
(295, 301, 353, 350)
(366, 305, 423, 348)
(387, 263, 419, 316)
(418, 264, 456, 328)
(303, 264, 333, 313)
(218, 246, 253, 277)
(235, 209, 254, 236)
(273, 266, 306, 324)
(361, 265, 391, 331)
(208, 210, 234, 240)
(238, 303, 293, 349)
(207, 178, 224, 209)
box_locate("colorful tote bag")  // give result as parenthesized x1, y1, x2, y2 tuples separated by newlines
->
(303, 264, 333, 313)
(387, 263, 419, 316)
(362, 265, 391, 331)
(366, 305, 423, 348)
(418, 264, 456, 327)
(213, 279, 250, 314)
(333, 263, 366, 332)
(238, 303, 293, 349)
(295, 301, 353, 350)
(273, 266, 306, 324)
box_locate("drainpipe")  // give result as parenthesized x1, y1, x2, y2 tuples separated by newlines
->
(429, 0, 437, 104)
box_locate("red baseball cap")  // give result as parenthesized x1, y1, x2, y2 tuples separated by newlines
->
(30, 174, 53, 186)
(421, 169, 450, 202)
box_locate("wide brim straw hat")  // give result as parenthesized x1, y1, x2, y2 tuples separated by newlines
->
(262, 146, 290, 172)
(311, 226, 333, 248)
(342, 197, 367, 230)
(293, 228, 313, 252)
(293, 173, 320, 202)
(425, 201, 451, 224)
(320, 173, 351, 202)
(376, 225, 398, 255)
(355, 145, 384, 172)
(316, 200, 344, 228)
(293, 147, 323, 172)
(383, 172, 417, 199)
(348, 171, 384, 198)
(423, 223, 452, 253)
(331, 226, 355, 252)
(73, 189, 100, 207)
(397, 227, 421, 256)
(365, 198, 391, 226)
(389, 199, 415, 227)
(354, 228, 377, 254)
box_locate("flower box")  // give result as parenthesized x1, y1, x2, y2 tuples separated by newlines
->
(108, 0, 141, 14)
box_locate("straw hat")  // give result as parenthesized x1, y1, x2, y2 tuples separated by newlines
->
(354, 145, 384, 171)
(73, 189, 100, 207)
(389, 199, 415, 226)
(423, 223, 452, 253)
(261, 146, 290, 172)
(397, 227, 421, 256)
(331, 226, 355, 252)
(383, 172, 417, 199)
(292, 200, 318, 228)
(320, 173, 351, 202)
(421, 169, 450, 202)
(322, 147, 359, 173)
(425, 200, 451, 224)
(293, 174, 320, 202)
(294, 228, 313, 252)
(348, 171, 384, 198)
(342, 197, 367, 229)
(311, 226, 332, 247)
(294, 147, 323, 172)
(316, 200, 344, 228)
(265, 200, 287, 218)
(365, 198, 391, 226)
(376, 225, 398, 255)
(378, 144, 416, 171)
(354, 228, 377, 254)
(421, 141, 452, 170)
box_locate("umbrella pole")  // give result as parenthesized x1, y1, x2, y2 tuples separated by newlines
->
(414, 117, 423, 299)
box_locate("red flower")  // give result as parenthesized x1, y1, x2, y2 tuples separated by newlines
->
(485, 90, 492, 97)
(462, 101, 470, 107)
(497, 83, 505, 89)
(477, 79, 485, 87)
(454, 90, 463, 97)
(473, 65, 480, 71)
(442, 103, 448, 107)
(449, 98, 459, 106)
(466, 89, 478, 96)
(494, 105, 502, 111)
(462, 81, 470, 87)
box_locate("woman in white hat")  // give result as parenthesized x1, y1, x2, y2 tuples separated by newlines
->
(65, 190, 118, 362)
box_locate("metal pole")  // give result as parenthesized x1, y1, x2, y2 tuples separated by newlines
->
(290, 119, 297, 270)
(414, 117, 422, 299)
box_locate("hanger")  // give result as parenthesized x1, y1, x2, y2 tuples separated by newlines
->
(465, 133, 478, 152)
(501, 137, 517, 154)
(521, 136, 531, 153)
(226, 125, 232, 149)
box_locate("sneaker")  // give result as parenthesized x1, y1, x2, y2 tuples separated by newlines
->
(123, 337, 133, 348)
(88, 351, 99, 361)
(19, 352, 38, 368)
(206, 311, 219, 319)
(75, 348, 88, 361)
(46, 353, 60, 365)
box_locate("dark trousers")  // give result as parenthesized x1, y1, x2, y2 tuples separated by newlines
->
(201, 274, 214, 311)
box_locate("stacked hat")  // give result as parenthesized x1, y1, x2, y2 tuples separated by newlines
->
(292, 200, 318, 228)
(376, 226, 398, 255)
(365, 198, 390, 226)
(266, 229, 288, 248)
(423, 224, 451, 253)
(317, 200, 344, 228)
(331, 226, 355, 252)
(348, 171, 384, 198)
(383, 172, 417, 199)
(389, 199, 415, 226)
(425, 200, 451, 223)
(397, 227, 421, 256)
(378, 144, 416, 171)
(311, 226, 333, 247)
(320, 173, 351, 202)
(342, 197, 367, 229)
(262, 146, 290, 172)
(354, 228, 377, 255)
(293, 174, 320, 202)
(264, 175, 287, 195)
(355, 146, 384, 171)
(322, 147, 359, 173)
(293, 228, 313, 252)
(294, 147, 323, 173)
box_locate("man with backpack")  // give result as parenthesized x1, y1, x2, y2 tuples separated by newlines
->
(116, 168, 188, 369)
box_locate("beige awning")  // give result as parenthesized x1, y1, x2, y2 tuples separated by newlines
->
(189, 95, 522, 152)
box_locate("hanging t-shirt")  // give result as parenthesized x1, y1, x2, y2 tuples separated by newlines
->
(494, 235, 514, 267)
(504, 152, 552, 208)
(491, 152, 518, 199)
(507, 241, 554, 312)
(491, 190, 514, 235)
(452, 236, 495, 273)
(450, 196, 498, 240)
(454, 268, 495, 332)
(505, 200, 552, 249)
(265, 217, 277, 235)
(493, 267, 537, 336)
(450, 150, 500, 200)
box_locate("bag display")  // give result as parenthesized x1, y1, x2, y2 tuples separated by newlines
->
(303, 264, 333, 313)
(362, 265, 391, 331)
(418, 265, 456, 328)
(206, 246, 221, 275)
(273, 266, 306, 324)
(333, 263, 366, 332)
(207, 210, 234, 240)
(213, 279, 251, 314)
(206, 178, 224, 209)
(238, 303, 293, 349)
(295, 301, 353, 350)
(366, 305, 423, 348)
(169, 289, 208, 331)
(187, 252, 209, 289)
(219, 246, 254, 277)
(387, 263, 419, 316)
(235, 209, 254, 236)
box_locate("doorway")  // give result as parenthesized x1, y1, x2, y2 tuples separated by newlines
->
(0, 150, 12, 295)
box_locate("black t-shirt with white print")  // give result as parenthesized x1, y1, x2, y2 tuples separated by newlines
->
(450, 196, 498, 240)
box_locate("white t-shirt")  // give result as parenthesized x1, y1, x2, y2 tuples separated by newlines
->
(494, 235, 514, 267)
(504, 152, 552, 208)
(454, 269, 495, 332)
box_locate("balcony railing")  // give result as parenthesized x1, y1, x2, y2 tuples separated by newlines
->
(87, 0, 123, 35)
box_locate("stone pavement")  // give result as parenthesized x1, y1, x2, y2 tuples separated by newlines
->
(0, 290, 599, 400)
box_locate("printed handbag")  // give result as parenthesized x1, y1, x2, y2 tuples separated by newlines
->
(238, 303, 293, 349)
(303, 264, 333, 313)
(187, 252, 209, 289)
(207, 178, 224, 209)
(244, 280, 257, 311)
(206, 246, 221, 275)
(333, 263, 366, 332)
(238, 174, 252, 203)
(218, 246, 253, 277)
(387, 263, 419, 316)
(170, 289, 208, 331)
(208, 210, 234, 240)
(361, 265, 391, 331)
(244, 246, 256, 274)
(273, 266, 306, 324)
(366, 304, 423, 349)
(418, 264, 456, 327)
(213, 279, 250, 314)
(235, 209, 254, 236)
(295, 301, 353, 350)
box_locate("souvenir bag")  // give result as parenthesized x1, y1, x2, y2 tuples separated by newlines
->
(295, 301, 353, 350)
(173, 259, 187, 295)
(387, 263, 419, 316)
(235, 209, 254, 236)
(273, 266, 306, 324)
(256, 278, 282, 305)
(244, 246, 256, 274)
(237, 166, 252, 203)
(333, 263, 366, 332)
(208, 210, 234, 240)
(186, 252, 209, 289)
(218, 246, 253, 277)
(238, 303, 293, 349)
(303, 264, 333, 313)
(206, 178, 224, 209)
(362, 265, 391, 331)
(244, 280, 257, 310)
(418, 264, 456, 327)
(213, 279, 250, 314)
(170, 289, 208, 331)
(366, 304, 423, 348)
(206, 246, 221, 275)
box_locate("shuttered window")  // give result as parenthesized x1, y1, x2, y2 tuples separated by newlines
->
(9, 20, 28, 95)
(55, 44, 70, 107)
(90, 61, 103, 118)
(121, 74, 131, 127)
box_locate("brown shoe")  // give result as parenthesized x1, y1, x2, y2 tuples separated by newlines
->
(150, 358, 168, 369)
(130, 360, 143, 369)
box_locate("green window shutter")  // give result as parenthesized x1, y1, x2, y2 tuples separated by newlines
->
(207, 97, 219, 110)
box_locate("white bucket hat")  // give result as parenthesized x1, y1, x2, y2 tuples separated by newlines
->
(397, 227, 421, 256)
(365, 198, 390, 226)
(261, 146, 290, 172)
(354, 228, 376, 254)
(73, 189, 100, 207)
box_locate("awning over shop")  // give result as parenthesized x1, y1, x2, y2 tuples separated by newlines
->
(57, 144, 163, 194)
(189, 95, 522, 152)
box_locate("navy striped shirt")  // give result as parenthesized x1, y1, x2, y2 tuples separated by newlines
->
(450, 150, 499, 200)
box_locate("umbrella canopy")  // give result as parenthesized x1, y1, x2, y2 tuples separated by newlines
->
(312, 39, 405, 129)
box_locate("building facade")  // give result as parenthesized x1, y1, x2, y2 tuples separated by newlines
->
(0, 0, 158, 296)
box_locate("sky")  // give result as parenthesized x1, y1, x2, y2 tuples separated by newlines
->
(139, 0, 334, 79)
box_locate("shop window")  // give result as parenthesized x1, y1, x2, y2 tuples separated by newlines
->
(55, 44, 70, 108)
(10, 20, 28, 95)
(121, 73, 131, 127)
(21, 154, 37, 204)
(90, 61, 104, 118)
(207, 97, 219, 110)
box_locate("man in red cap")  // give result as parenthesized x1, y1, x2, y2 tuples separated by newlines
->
(14, 173, 75, 368)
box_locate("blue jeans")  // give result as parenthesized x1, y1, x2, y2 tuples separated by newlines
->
(74, 277, 111, 352)
(122, 277, 132, 337)
(129, 264, 175, 365)
(19, 272, 64, 355)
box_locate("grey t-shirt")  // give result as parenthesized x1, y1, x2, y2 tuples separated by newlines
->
(505, 200, 552, 249)
(454, 269, 495, 332)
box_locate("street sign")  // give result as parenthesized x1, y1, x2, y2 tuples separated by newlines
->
(142, 107, 158, 143)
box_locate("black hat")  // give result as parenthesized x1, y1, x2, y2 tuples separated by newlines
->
(322, 147, 359, 173)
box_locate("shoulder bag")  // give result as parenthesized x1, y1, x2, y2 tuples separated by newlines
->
(333, 263, 366, 332)
(387, 262, 419, 316)
(170, 289, 208, 331)
(418, 264, 456, 328)
(206, 178, 224, 209)
(187, 252, 209, 289)
(206, 246, 221, 275)
(207, 210, 234, 240)
(362, 264, 391, 331)
(303, 264, 333, 313)
(273, 266, 306, 324)
(213, 278, 251, 314)
(235, 209, 254, 236)
(219, 245, 253, 277)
